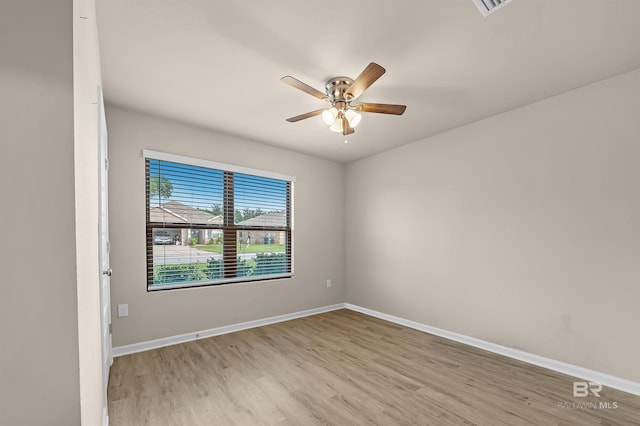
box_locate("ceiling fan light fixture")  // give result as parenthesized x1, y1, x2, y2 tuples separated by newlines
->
(345, 109, 362, 128)
(322, 107, 338, 125)
(282, 62, 406, 137)
(329, 117, 343, 133)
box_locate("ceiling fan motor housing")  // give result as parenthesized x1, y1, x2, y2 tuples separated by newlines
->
(325, 77, 355, 104)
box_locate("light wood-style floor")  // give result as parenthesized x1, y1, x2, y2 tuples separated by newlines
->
(108, 309, 640, 425)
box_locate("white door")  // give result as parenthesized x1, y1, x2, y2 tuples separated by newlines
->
(98, 87, 113, 418)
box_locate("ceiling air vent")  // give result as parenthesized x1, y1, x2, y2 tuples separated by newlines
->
(472, 0, 513, 17)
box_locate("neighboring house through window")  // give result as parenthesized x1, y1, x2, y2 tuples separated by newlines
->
(145, 150, 294, 291)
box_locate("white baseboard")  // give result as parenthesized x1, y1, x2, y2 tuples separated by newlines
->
(112, 303, 344, 357)
(102, 406, 108, 426)
(344, 303, 640, 396)
(112, 302, 640, 396)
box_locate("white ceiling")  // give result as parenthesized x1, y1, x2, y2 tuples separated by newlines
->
(96, 0, 640, 163)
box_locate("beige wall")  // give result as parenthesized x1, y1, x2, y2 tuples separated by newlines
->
(0, 1, 81, 424)
(345, 69, 640, 383)
(107, 106, 345, 346)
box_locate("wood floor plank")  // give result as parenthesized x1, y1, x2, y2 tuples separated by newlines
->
(109, 309, 640, 425)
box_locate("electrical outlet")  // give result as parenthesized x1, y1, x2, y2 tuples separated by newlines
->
(117, 304, 129, 318)
(326, 279, 332, 288)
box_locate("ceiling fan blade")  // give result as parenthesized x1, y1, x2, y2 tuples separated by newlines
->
(342, 116, 355, 135)
(285, 109, 325, 123)
(354, 102, 407, 115)
(345, 63, 386, 100)
(281, 76, 329, 102)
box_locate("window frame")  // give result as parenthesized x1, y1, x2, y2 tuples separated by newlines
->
(144, 150, 295, 291)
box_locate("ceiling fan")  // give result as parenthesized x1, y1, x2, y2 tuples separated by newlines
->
(281, 62, 407, 136)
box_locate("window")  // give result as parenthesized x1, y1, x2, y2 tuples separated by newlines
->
(144, 151, 294, 291)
